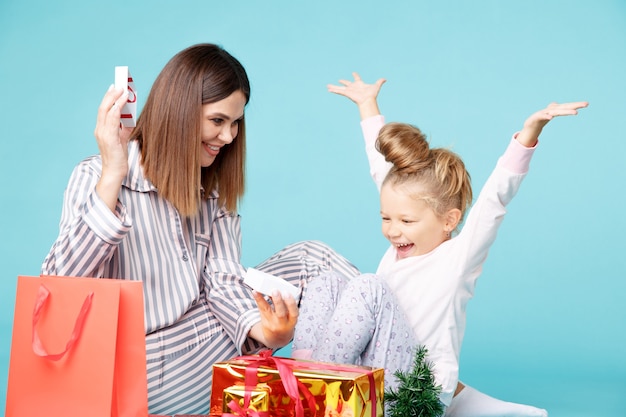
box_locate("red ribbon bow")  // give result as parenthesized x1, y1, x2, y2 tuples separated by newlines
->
(222, 398, 270, 417)
(228, 350, 378, 417)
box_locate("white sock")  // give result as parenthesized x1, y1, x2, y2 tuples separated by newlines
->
(444, 384, 548, 417)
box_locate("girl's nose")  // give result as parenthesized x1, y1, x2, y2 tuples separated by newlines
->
(386, 223, 401, 238)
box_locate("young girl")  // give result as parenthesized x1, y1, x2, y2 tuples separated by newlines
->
(292, 73, 587, 416)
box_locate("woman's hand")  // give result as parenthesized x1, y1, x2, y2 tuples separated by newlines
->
(516, 101, 588, 147)
(94, 85, 132, 212)
(327, 72, 386, 120)
(249, 290, 299, 349)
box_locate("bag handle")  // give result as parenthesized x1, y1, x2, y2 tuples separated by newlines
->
(31, 284, 94, 361)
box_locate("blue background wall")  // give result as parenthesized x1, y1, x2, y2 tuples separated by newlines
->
(1, 1, 624, 416)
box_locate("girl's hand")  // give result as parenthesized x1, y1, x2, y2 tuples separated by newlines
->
(327, 72, 386, 120)
(516, 101, 588, 147)
(250, 290, 299, 349)
(94, 85, 132, 212)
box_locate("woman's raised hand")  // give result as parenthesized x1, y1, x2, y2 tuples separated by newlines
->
(94, 85, 132, 212)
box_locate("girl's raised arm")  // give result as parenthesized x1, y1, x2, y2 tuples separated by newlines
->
(327, 72, 386, 120)
(516, 101, 589, 147)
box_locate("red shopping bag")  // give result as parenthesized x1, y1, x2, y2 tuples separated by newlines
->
(5, 275, 148, 417)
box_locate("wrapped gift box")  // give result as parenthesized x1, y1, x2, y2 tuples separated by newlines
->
(210, 351, 384, 417)
(114, 66, 137, 127)
(223, 383, 271, 415)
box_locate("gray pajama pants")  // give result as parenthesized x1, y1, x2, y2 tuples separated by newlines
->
(292, 272, 550, 417)
(292, 272, 417, 392)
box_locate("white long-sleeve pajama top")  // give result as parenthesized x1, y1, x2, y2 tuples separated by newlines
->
(361, 115, 536, 406)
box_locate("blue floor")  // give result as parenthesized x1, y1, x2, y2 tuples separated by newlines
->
(276, 346, 626, 417)
(453, 373, 626, 417)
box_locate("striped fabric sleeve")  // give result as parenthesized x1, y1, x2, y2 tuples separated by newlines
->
(41, 159, 132, 278)
(205, 207, 264, 354)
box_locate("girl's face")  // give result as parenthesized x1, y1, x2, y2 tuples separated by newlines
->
(380, 182, 450, 259)
(200, 90, 247, 167)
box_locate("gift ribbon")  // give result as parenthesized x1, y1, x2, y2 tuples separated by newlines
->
(287, 356, 378, 417)
(234, 350, 316, 417)
(235, 350, 378, 417)
(31, 284, 94, 361)
(223, 399, 270, 417)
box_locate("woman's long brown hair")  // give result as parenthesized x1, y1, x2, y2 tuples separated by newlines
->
(131, 43, 250, 217)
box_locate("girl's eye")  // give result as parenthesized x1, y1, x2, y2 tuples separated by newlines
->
(212, 118, 224, 125)
(402, 219, 414, 224)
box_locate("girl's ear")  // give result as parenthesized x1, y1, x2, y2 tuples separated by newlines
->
(444, 208, 462, 232)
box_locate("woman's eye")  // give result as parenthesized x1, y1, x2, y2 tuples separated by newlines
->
(212, 118, 224, 125)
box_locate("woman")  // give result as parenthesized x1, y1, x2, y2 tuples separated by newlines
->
(41, 43, 359, 415)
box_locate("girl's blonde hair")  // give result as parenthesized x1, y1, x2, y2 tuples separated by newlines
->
(377, 122, 473, 224)
(131, 43, 250, 217)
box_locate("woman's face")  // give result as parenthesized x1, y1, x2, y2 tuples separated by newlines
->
(200, 90, 247, 167)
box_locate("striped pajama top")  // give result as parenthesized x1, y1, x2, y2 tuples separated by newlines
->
(41, 140, 262, 353)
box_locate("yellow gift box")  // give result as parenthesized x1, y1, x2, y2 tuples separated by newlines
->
(209, 351, 384, 417)
(223, 383, 270, 415)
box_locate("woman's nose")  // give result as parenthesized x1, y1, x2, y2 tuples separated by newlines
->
(218, 126, 234, 143)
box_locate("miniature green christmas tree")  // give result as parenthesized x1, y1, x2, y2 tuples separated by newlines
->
(384, 345, 444, 417)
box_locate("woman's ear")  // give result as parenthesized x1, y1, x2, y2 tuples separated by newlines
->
(444, 208, 462, 232)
